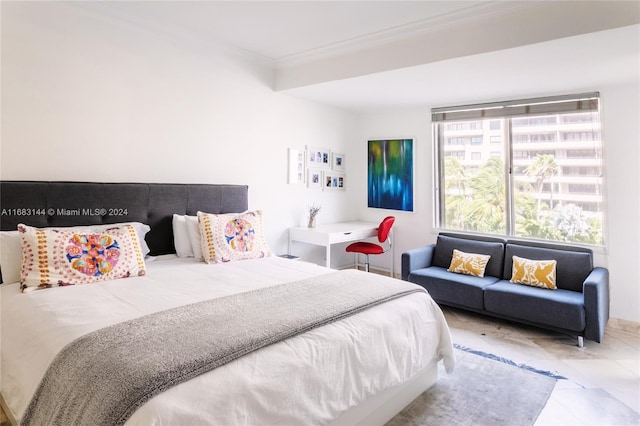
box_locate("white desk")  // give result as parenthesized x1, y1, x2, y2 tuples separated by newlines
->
(288, 221, 394, 276)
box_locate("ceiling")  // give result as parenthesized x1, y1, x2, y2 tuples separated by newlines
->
(74, 1, 640, 112)
(283, 24, 640, 111)
(76, 1, 522, 61)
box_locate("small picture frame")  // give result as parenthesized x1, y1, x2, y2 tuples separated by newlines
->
(307, 169, 323, 189)
(307, 146, 331, 169)
(331, 152, 345, 172)
(323, 171, 345, 191)
(287, 148, 306, 185)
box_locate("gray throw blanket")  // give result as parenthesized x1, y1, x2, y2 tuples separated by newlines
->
(21, 269, 426, 426)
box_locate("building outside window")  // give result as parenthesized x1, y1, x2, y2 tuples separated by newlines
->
(432, 93, 604, 246)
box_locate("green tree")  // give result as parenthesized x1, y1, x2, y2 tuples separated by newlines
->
(465, 157, 506, 233)
(525, 154, 558, 218)
(550, 203, 601, 243)
(443, 157, 468, 229)
(441, 141, 602, 245)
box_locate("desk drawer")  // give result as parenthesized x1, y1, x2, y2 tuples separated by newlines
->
(328, 228, 377, 244)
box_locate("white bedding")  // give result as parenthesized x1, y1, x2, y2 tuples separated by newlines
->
(1, 255, 454, 425)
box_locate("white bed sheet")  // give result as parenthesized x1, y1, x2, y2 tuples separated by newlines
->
(1, 255, 454, 425)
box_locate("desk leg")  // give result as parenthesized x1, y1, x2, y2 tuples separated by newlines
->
(326, 245, 331, 268)
(390, 230, 395, 278)
(391, 241, 395, 278)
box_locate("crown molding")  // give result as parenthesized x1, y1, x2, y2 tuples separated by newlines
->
(274, 0, 539, 68)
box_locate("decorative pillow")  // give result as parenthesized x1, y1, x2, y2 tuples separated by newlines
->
(510, 255, 557, 290)
(18, 223, 146, 292)
(70, 222, 151, 257)
(447, 249, 491, 277)
(197, 210, 273, 264)
(1, 230, 22, 284)
(172, 214, 194, 258)
(123, 222, 151, 257)
(1, 222, 149, 284)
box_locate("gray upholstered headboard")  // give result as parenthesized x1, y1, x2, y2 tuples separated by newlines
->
(0, 181, 248, 255)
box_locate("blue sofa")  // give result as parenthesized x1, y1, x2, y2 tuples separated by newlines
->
(402, 233, 609, 346)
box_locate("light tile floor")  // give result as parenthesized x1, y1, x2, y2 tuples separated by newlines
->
(442, 306, 640, 426)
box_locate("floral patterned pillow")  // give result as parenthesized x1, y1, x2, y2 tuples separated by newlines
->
(197, 210, 273, 264)
(18, 224, 146, 293)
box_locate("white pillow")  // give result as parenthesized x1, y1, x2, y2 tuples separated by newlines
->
(172, 214, 194, 258)
(186, 216, 204, 261)
(0, 222, 150, 284)
(0, 230, 22, 284)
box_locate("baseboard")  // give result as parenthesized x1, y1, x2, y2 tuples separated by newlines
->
(608, 317, 640, 335)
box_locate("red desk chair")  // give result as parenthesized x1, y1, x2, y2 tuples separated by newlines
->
(346, 216, 395, 274)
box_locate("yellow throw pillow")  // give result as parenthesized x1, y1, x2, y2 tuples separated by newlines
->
(447, 249, 491, 277)
(510, 255, 557, 290)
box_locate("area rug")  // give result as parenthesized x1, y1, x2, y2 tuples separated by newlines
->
(386, 345, 563, 426)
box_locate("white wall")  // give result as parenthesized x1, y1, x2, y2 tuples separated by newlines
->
(356, 82, 640, 324)
(599, 82, 640, 324)
(0, 2, 358, 263)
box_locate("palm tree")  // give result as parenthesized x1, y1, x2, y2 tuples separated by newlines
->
(466, 157, 506, 233)
(443, 157, 468, 229)
(525, 154, 558, 219)
(444, 156, 466, 195)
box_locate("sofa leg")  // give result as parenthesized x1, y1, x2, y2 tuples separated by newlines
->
(577, 336, 584, 348)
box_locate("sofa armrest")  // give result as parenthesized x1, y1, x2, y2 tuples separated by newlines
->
(401, 244, 436, 281)
(583, 267, 610, 343)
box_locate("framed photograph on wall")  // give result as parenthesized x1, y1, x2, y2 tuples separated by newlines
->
(367, 138, 414, 211)
(331, 152, 345, 172)
(287, 148, 306, 185)
(323, 171, 345, 191)
(307, 146, 331, 169)
(307, 169, 323, 189)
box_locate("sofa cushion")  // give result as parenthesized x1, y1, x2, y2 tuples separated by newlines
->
(409, 266, 500, 310)
(484, 280, 585, 332)
(433, 235, 505, 278)
(504, 244, 592, 292)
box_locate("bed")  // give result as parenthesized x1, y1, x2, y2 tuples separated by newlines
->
(0, 181, 454, 426)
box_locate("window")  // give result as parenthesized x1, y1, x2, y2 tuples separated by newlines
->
(445, 151, 465, 159)
(563, 131, 597, 141)
(433, 92, 604, 245)
(514, 133, 555, 143)
(447, 137, 465, 145)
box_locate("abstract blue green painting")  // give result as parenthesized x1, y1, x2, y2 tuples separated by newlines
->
(367, 139, 414, 212)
